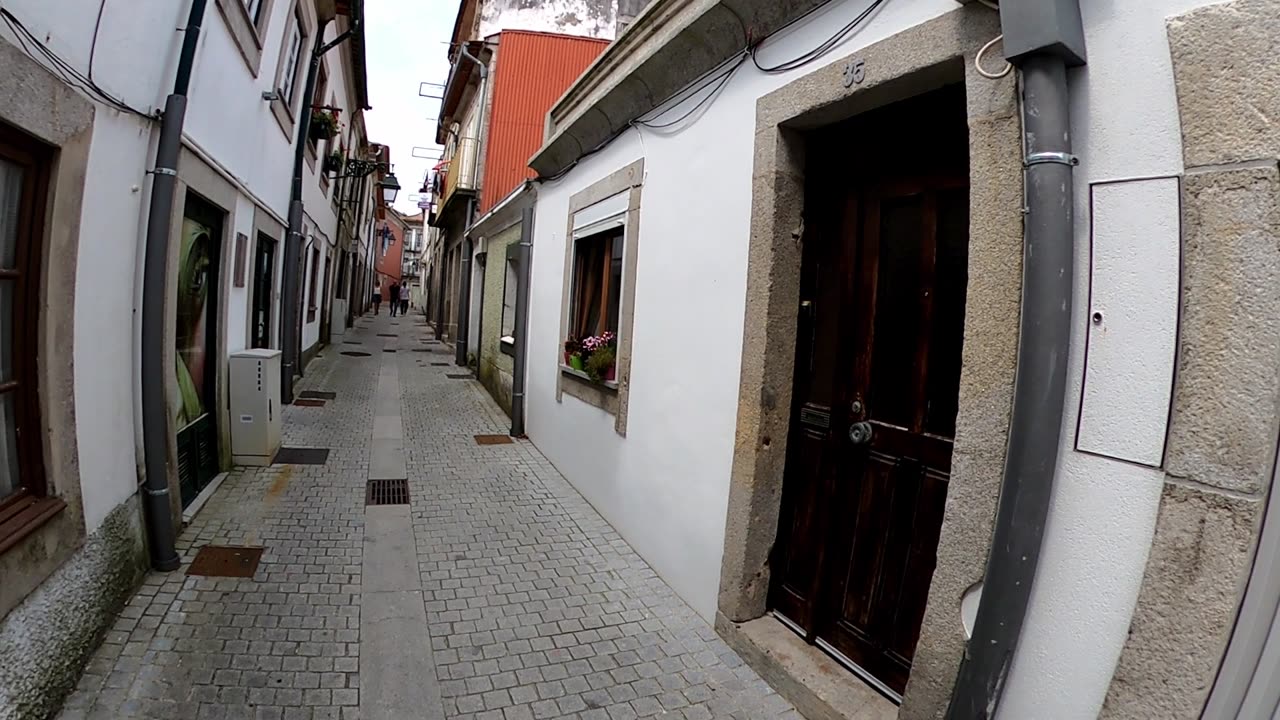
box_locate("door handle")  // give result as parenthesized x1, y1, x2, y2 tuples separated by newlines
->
(848, 422, 873, 445)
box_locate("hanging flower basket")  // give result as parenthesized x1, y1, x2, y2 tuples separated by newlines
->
(310, 109, 339, 142)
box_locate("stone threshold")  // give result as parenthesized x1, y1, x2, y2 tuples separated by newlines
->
(716, 613, 898, 720)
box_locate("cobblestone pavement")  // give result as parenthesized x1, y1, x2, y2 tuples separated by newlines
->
(58, 314, 799, 720)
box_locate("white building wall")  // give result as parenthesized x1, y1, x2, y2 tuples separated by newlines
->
(526, 0, 1219, 716)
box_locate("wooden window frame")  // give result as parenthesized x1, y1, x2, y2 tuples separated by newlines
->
(0, 124, 65, 553)
(567, 227, 623, 345)
(269, 2, 308, 138)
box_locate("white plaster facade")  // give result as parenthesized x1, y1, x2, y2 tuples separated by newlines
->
(524, 0, 1222, 716)
(0, 1, 373, 709)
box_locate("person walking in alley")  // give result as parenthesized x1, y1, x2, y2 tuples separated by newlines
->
(400, 288, 410, 316)
(389, 283, 400, 317)
(373, 280, 382, 315)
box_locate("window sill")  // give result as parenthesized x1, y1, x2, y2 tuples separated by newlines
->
(270, 95, 296, 141)
(561, 365, 618, 390)
(500, 337, 515, 357)
(0, 495, 68, 555)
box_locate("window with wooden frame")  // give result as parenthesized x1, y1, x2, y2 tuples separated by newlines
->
(306, 246, 320, 322)
(278, 7, 304, 107)
(500, 242, 519, 356)
(568, 228, 623, 344)
(243, 0, 266, 25)
(0, 123, 64, 551)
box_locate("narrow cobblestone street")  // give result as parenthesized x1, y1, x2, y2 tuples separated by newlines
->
(56, 314, 798, 720)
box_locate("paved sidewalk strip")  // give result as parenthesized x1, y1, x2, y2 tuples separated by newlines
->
(57, 314, 798, 720)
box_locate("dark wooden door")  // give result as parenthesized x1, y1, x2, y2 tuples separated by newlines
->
(251, 235, 275, 349)
(769, 86, 969, 698)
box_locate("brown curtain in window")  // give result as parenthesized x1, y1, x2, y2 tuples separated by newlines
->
(572, 235, 616, 339)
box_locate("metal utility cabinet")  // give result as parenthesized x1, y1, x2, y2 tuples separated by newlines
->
(229, 349, 282, 465)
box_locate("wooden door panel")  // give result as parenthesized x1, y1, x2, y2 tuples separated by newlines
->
(770, 421, 834, 630)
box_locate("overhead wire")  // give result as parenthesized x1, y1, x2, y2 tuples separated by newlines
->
(538, 0, 888, 181)
(0, 7, 154, 119)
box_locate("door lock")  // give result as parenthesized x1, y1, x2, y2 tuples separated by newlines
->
(848, 422, 873, 445)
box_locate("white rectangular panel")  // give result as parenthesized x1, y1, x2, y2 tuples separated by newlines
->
(1076, 177, 1181, 466)
(572, 190, 628, 234)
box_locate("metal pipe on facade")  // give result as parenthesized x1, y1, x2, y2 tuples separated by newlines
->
(946, 53, 1078, 719)
(509, 207, 534, 437)
(455, 196, 476, 366)
(139, 0, 209, 572)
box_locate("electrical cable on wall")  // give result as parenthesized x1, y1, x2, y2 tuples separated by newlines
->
(974, 34, 1012, 79)
(537, 0, 889, 182)
(0, 7, 154, 119)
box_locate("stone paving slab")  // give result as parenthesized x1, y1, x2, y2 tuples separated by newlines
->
(56, 313, 799, 720)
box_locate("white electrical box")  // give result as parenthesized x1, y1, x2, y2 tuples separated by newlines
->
(229, 349, 282, 466)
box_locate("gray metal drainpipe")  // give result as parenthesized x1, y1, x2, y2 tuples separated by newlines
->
(946, 2, 1086, 716)
(455, 197, 476, 366)
(510, 206, 534, 437)
(139, 0, 209, 572)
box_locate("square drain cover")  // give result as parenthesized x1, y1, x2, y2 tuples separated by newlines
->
(187, 546, 263, 578)
(300, 391, 337, 400)
(475, 435, 513, 445)
(293, 398, 325, 407)
(366, 478, 410, 506)
(273, 447, 330, 465)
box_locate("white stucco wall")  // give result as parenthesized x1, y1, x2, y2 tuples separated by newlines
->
(527, 0, 1219, 715)
(0, 0, 363, 533)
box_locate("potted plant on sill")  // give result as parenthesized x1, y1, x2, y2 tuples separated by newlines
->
(310, 109, 339, 142)
(582, 331, 616, 383)
(323, 151, 344, 175)
(564, 337, 584, 371)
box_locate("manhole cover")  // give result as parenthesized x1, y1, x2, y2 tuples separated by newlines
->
(273, 447, 330, 465)
(475, 435, 513, 446)
(377, 333, 398, 338)
(293, 398, 325, 407)
(341, 351, 372, 357)
(187, 546, 263, 578)
(446, 373, 471, 380)
(300, 391, 337, 400)
(383, 349, 397, 353)
(366, 478, 410, 506)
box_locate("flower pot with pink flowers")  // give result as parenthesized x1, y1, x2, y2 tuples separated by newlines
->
(581, 331, 617, 383)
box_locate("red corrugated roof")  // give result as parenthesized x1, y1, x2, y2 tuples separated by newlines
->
(480, 31, 609, 214)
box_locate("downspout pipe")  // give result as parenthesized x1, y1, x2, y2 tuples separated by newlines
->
(510, 206, 534, 437)
(139, 0, 209, 572)
(281, 18, 358, 403)
(945, 10, 1085, 716)
(455, 196, 476, 366)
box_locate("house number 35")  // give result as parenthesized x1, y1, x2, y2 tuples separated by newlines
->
(843, 58, 866, 88)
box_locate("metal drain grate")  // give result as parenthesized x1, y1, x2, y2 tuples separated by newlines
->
(412, 349, 430, 353)
(366, 478, 410, 506)
(446, 373, 471, 379)
(343, 341, 362, 345)
(273, 447, 330, 465)
(431, 362, 450, 367)
(377, 333, 398, 338)
(187, 546, 263, 578)
(383, 349, 397, 353)
(300, 391, 337, 400)
(341, 351, 372, 357)
(475, 435, 514, 446)
(293, 398, 325, 407)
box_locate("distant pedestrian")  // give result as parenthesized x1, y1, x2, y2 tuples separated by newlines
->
(400, 288, 409, 316)
(372, 280, 382, 315)
(389, 283, 400, 317)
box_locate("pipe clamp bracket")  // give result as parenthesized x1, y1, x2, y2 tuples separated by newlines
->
(143, 486, 170, 497)
(150, 167, 178, 177)
(1025, 151, 1079, 167)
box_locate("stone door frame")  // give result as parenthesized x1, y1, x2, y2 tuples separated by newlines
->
(714, 7, 1027, 717)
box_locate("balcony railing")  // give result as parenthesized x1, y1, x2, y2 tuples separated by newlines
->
(442, 136, 479, 208)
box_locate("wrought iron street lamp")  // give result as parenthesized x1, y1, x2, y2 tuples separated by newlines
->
(334, 158, 399, 207)
(379, 173, 400, 205)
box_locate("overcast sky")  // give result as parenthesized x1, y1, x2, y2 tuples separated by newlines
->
(363, 0, 456, 216)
